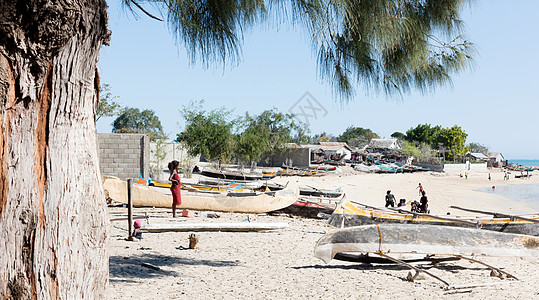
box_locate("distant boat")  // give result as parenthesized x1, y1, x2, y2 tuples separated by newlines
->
(201, 169, 263, 181)
(328, 198, 539, 236)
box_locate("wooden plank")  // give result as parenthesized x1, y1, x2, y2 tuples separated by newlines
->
(142, 222, 289, 232)
(127, 179, 133, 238)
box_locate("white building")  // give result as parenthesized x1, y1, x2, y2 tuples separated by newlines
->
(366, 138, 401, 150)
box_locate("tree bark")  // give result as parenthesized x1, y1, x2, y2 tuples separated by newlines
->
(0, 1, 110, 298)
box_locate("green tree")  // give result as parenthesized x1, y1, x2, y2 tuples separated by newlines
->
(254, 109, 305, 153)
(113, 107, 166, 141)
(468, 142, 488, 154)
(178, 102, 235, 165)
(436, 126, 468, 161)
(399, 141, 421, 158)
(235, 113, 271, 164)
(97, 84, 121, 121)
(338, 126, 379, 148)
(0, 0, 476, 297)
(391, 132, 406, 141)
(405, 124, 442, 145)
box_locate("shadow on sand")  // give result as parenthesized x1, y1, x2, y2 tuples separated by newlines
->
(109, 253, 239, 279)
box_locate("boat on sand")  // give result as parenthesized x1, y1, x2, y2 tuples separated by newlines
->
(103, 176, 298, 213)
(315, 224, 539, 287)
(314, 224, 539, 264)
(328, 198, 539, 236)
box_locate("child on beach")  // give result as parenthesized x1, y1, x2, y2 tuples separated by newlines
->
(385, 190, 396, 208)
(397, 199, 406, 207)
(410, 201, 420, 212)
(128, 220, 142, 241)
(416, 183, 423, 195)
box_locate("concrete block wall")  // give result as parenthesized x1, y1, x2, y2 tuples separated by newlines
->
(97, 133, 150, 180)
(149, 142, 200, 181)
(259, 148, 311, 168)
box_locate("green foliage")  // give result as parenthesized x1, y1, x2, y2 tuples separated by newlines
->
(235, 114, 270, 163)
(236, 109, 307, 163)
(404, 123, 468, 161)
(124, 0, 474, 98)
(113, 107, 166, 141)
(405, 124, 442, 145)
(178, 101, 235, 164)
(254, 109, 305, 153)
(97, 84, 121, 121)
(390, 131, 406, 141)
(399, 141, 421, 158)
(338, 126, 379, 148)
(436, 125, 468, 161)
(468, 142, 488, 154)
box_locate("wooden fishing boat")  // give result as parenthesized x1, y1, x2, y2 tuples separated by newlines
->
(262, 171, 278, 179)
(328, 198, 539, 236)
(103, 176, 298, 213)
(299, 186, 342, 198)
(314, 224, 539, 265)
(275, 196, 342, 219)
(198, 177, 264, 189)
(147, 180, 244, 192)
(200, 169, 263, 181)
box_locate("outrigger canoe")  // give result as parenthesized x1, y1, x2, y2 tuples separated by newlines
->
(276, 195, 342, 219)
(328, 198, 539, 236)
(200, 169, 263, 181)
(103, 176, 298, 213)
(315, 224, 539, 264)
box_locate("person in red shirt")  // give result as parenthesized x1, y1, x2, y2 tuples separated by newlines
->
(168, 160, 182, 217)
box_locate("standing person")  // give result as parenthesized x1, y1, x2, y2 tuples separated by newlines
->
(385, 190, 396, 208)
(419, 191, 429, 213)
(488, 173, 491, 181)
(416, 183, 424, 196)
(168, 160, 182, 217)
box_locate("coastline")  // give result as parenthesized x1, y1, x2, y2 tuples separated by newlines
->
(107, 169, 539, 299)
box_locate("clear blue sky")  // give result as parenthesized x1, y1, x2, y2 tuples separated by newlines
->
(97, 1, 539, 159)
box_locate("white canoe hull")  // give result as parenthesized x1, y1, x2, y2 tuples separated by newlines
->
(315, 224, 539, 264)
(103, 176, 298, 213)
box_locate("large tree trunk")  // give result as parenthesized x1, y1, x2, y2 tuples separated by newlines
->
(0, 1, 110, 298)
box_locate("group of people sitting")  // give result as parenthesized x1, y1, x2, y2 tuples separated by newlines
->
(384, 183, 429, 213)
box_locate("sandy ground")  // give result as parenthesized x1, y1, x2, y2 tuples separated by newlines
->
(107, 168, 539, 299)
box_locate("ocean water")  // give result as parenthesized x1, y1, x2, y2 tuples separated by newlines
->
(477, 184, 539, 212)
(508, 159, 539, 166)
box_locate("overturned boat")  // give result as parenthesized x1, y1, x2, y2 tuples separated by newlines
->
(328, 198, 539, 236)
(315, 224, 539, 264)
(314, 224, 539, 287)
(103, 176, 298, 213)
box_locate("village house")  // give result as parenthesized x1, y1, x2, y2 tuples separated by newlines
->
(487, 152, 505, 168)
(302, 142, 353, 163)
(365, 138, 402, 150)
(465, 152, 489, 162)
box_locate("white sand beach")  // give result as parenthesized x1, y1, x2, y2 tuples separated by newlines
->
(107, 169, 539, 299)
